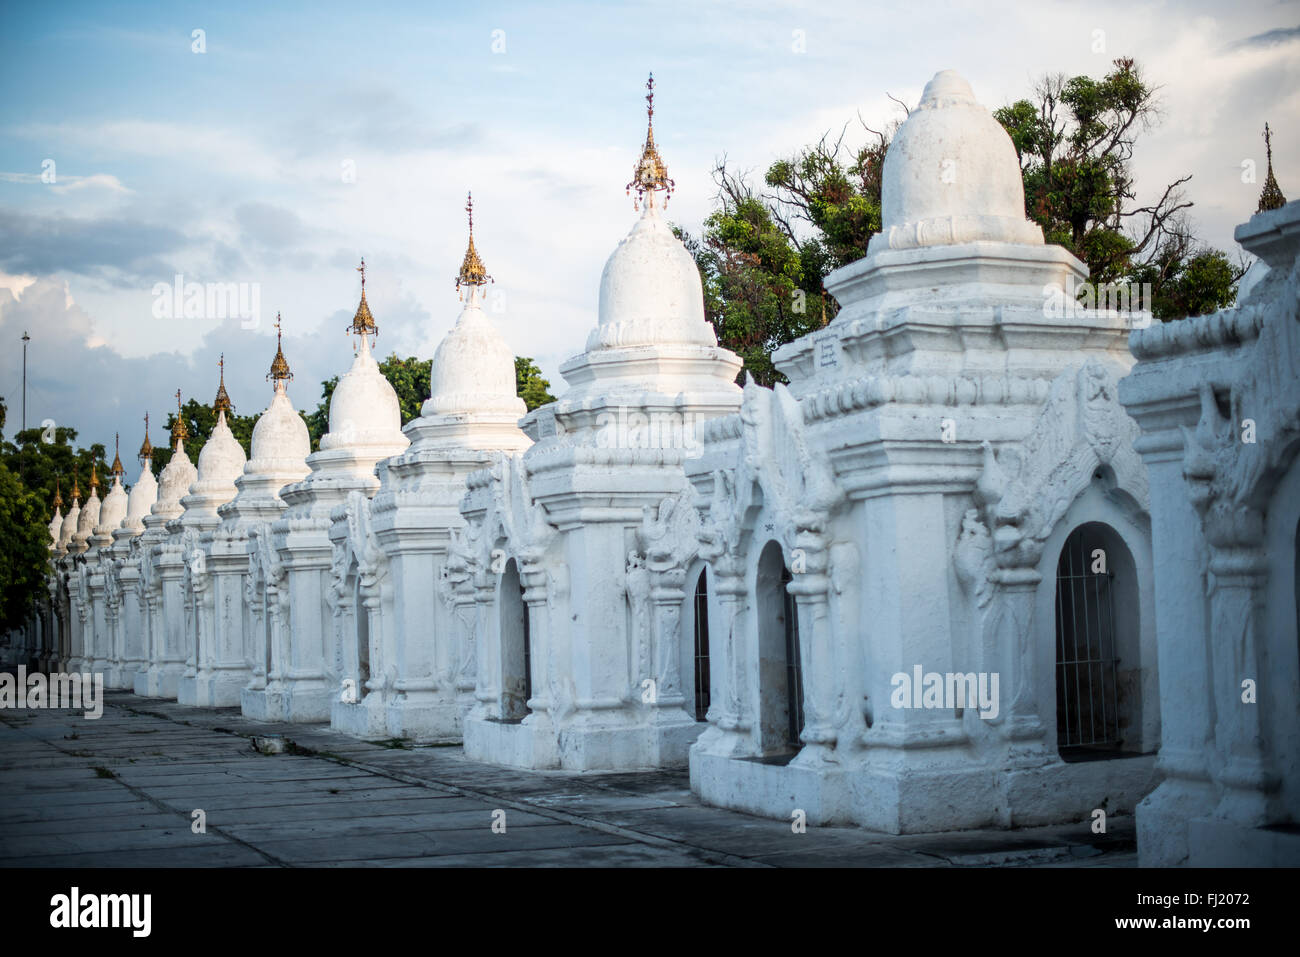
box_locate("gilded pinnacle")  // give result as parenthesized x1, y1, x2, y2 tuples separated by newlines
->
(139, 412, 154, 463)
(456, 192, 493, 296)
(268, 312, 292, 382)
(1258, 123, 1287, 213)
(110, 432, 124, 477)
(171, 389, 189, 446)
(213, 353, 234, 415)
(626, 72, 674, 208)
(53, 480, 63, 510)
(349, 258, 377, 337)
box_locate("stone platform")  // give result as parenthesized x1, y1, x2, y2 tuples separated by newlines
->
(0, 692, 1137, 868)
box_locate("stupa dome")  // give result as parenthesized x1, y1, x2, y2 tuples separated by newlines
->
(75, 484, 100, 542)
(250, 386, 310, 465)
(322, 335, 407, 451)
(194, 411, 247, 490)
(97, 475, 128, 534)
(125, 462, 158, 528)
(59, 498, 79, 548)
(589, 73, 716, 352)
(592, 202, 716, 350)
(155, 442, 197, 511)
(872, 70, 1043, 253)
(426, 299, 525, 417)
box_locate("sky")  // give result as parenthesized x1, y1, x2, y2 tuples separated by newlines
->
(0, 0, 1296, 459)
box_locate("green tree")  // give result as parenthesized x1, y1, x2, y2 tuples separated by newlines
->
(1129, 239, 1239, 321)
(515, 356, 555, 411)
(693, 122, 893, 385)
(0, 425, 112, 634)
(1, 426, 110, 518)
(993, 57, 1245, 304)
(0, 458, 49, 632)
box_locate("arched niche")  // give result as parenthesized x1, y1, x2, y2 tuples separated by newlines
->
(679, 563, 712, 723)
(498, 558, 530, 722)
(756, 540, 804, 756)
(1034, 473, 1157, 758)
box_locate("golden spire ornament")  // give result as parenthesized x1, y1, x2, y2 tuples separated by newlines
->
(1257, 123, 1287, 213)
(171, 389, 189, 447)
(212, 353, 234, 415)
(71, 468, 80, 503)
(626, 72, 674, 210)
(53, 480, 63, 510)
(138, 412, 154, 464)
(89, 463, 99, 492)
(456, 191, 493, 299)
(110, 433, 124, 478)
(348, 258, 377, 343)
(268, 312, 293, 383)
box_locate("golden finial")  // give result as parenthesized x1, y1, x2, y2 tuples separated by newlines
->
(348, 258, 377, 340)
(1258, 123, 1287, 213)
(138, 412, 154, 463)
(268, 312, 292, 383)
(53, 480, 63, 510)
(110, 433, 124, 477)
(89, 463, 99, 492)
(456, 191, 493, 298)
(171, 389, 189, 446)
(212, 353, 234, 415)
(626, 72, 674, 210)
(71, 468, 80, 502)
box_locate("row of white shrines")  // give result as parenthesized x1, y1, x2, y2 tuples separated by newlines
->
(10, 72, 1299, 866)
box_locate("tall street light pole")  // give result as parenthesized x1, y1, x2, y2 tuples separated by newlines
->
(21, 330, 30, 432)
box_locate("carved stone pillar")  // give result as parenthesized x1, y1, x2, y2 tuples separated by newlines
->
(785, 519, 836, 752)
(1203, 507, 1277, 825)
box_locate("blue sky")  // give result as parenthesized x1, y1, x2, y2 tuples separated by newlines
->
(1, 0, 1296, 457)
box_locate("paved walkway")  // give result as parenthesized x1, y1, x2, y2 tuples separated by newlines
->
(0, 692, 1137, 867)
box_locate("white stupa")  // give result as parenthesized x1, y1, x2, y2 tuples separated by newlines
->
(57, 479, 80, 554)
(775, 69, 1097, 388)
(556, 75, 742, 422)
(70, 467, 101, 555)
(870, 70, 1044, 253)
(179, 357, 248, 525)
(220, 316, 312, 712)
(460, 74, 744, 772)
(291, 262, 409, 491)
(148, 403, 198, 528)
(345, 198, 531, 740)
(115, 417, 159, 543)
(137, 396, 199, 700)
(222, 315, 311, 519)
(412, 194, 531, 449)
(269, 262, 409, 723)
(48, 484, 65, 554)
(91, 437, 129, 549)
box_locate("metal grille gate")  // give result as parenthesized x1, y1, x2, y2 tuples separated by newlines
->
(1055, 526, 1122, 755)
(781, 566, 805, 747)
(692, 571, 710, 722)
(521, 578, 532, 708)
